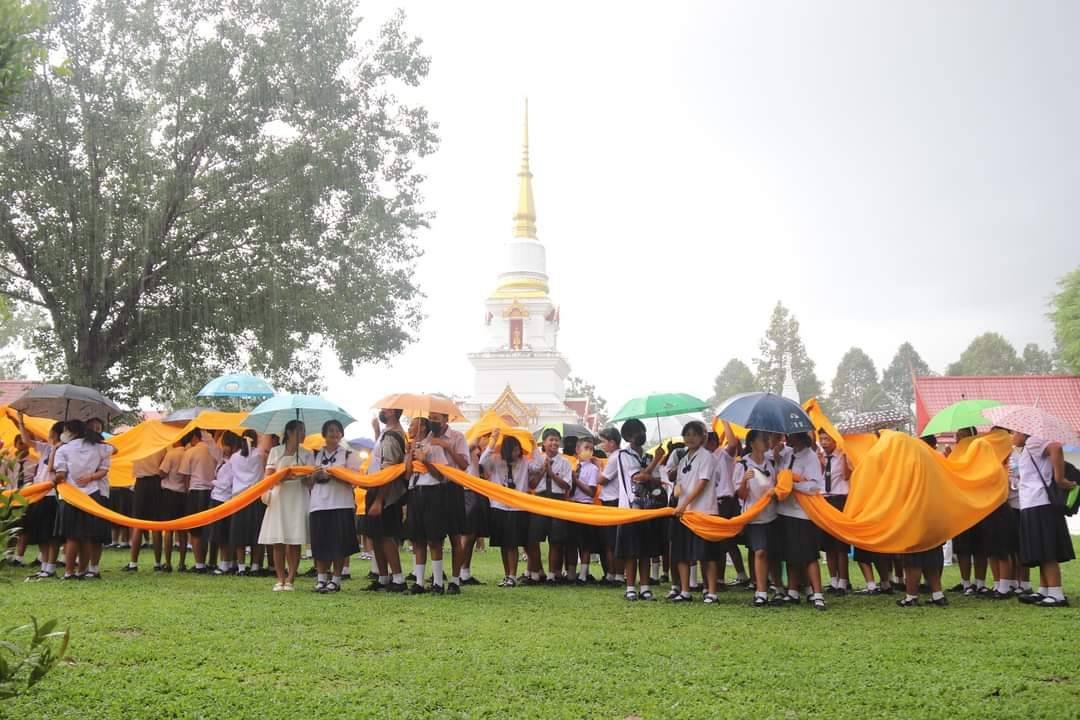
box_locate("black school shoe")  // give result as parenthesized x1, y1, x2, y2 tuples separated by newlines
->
(462, 576, 483, 586)
(386, 581, 407, 593)
(1037, 596, 1069, 608)
(896, 597, 918, 608)
(83, 571, 102, 580)
(408, 583, 427, 595)
(446, 583, 461, 595)
(121, 564, 138, 572)
(429, 584, 445, 595)
(751, 595, 768, 608)
(930, 595, 949, 607)
(947, 583, 966, 593)
(1018, 590, 1043, 604)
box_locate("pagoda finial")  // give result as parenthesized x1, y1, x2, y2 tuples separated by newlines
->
(513, 98, 537, 239)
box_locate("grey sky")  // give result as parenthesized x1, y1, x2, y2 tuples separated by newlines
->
(325, 1, 1080, 421)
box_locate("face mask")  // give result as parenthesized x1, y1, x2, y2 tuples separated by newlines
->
(59, 431, 73, 443)
(578, 448, 593, 461)
(429, 422, 444, 436)
(377, 411, 388, 425)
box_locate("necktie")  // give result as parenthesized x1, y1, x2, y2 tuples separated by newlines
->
(825, 455, 833, 494)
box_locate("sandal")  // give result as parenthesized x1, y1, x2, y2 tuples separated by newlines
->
(670, 593, 692, 603)
(812, 597, 826, 611)
(325, 581, 341, 593)
(313, 581, 328, 593)
(751, 595, 768, 608)
(1038, 596, 1069, 608)
(665, 589, 680, 600)
(896, 596, 918, 607)
(639, 590, 656, 601)
(624, 590, 638, 602)
(703, 593, 718, 605)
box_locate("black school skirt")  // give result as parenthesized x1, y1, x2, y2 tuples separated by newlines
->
(132, 475, 162, 521)
(614, 516, 665, 560)
(24, 495, 60, 545)
(981, 502, 1020, 559)
(744, 519, 780, 553)
(902, 546, 944, 575)
(229, 501, 266, 548)
(1019, 504, 1075, 568)
(853, 546, 887, 566)
(160, 489, 187, 522)
(527, 491, 560, 544)
(54, 492, 111, 542)
(952, 522, 985, 556)
(601, 499, 619, 547)
(821, 495, 850, 554)
(445, 483, 467, 537)
(716, 496, 741, 553)
(776, 515, 821, 565)
(406, 484, 448, 544)
(185, 490, 212, 538)
(463, 488, 490, 537)
(109, 486, 133, 523)
(205, 499, 232, 546)
(489, 508, 528, 548)
(310, 508, 361, 562)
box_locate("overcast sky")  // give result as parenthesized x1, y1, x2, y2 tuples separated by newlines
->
(324, 1, 1080, 422)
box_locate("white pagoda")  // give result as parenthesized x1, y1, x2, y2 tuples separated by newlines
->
(458, 103, 581, 428)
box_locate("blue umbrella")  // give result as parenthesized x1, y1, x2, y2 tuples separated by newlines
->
(242, 394, 355, 435)
(196, 373, 275, 399)
(716, 392, 814, 435)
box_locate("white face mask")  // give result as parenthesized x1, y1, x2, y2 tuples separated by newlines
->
(59, 431, 73, 443)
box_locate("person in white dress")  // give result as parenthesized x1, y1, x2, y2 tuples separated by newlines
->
(259, 419, 314, 591)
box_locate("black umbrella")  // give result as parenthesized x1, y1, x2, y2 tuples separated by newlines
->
(11, 383, 124, 422)
(162, 407, 215, 425)
(716, 392, 814, 435)
(533, 422, 597, 442)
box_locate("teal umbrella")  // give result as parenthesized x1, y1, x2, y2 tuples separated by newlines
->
(196, 373, 275, 399)
(920, 399, 1002, 437)
(242, 394, 355, 435)
(611, 393, 710, 423)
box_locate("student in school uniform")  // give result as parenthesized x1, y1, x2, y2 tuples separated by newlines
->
(948, 427, 990, 596)
(736, 429, 780, 608)
(775, 432, 827, 610)
(362, 409, 409, 593)
(567, 437, 602, 585)
(179, 429, 217, 573)
(6, 436, 37, 566)
(458, 441, 490, 586)
(480, 430, 536, 587)
(51, 420, 112, 580)
(18, 415, 64, 580)
(596, 427, 624, 586)
(708, 425, 746, 588)
(818, 429, 851, 594)
(158, 437, 190, 572)
(84, 417, 114, 576)
(227, 430, 269, 576)
(667, 421, 725, 604)
(895, 545, 948, 607)
(1014, 432, 1077, 607)
(259, 420, 313, 592)
(205, 434, 238, 576)
(528, 428, 573, 585)
(309, 420, 362, 593)
(423, 411, 471, 593)
(405, 417, 449, 594)
(601, 419, 667, 602)
(123, 446, 167, 572)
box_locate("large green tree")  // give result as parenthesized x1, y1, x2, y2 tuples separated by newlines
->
(0, 1, 436, 405)
(0, 0, 45, 115)
(1051, 267, 1080, 373)
(881, 341, 932, 411)
(946, 332, 1023, 376)
(708, 358, 758, 407)
(754, 301, 823, 401)
(1021, 342, 1055, 375)
(828, 347, 890, 421)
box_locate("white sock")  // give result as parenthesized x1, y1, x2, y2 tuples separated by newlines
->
(961, 579, 971, 590)
(932, 591, 945, 600)
(195, 563, 206, 569)
(432, 560, 444, 587)
(14, 554, 23, 563)
(1039, 586, 1049, 596)
(626, 584, 635, 594)
(830, 577, 839, 589)
(1048, 586, 1065, 601)
(866, 581, 878, 591)
(461, 567, 472, 581)
(331, 575, 342, 585)
(317, 573, 328, 583)
(579, 563, 589, 581)
(640, 583, 650, 593)
(974, 579, 985, 590)
(251, 563, 261, 572)
(451, 575, 460, 586)
(391, 573, 404, 584)
(839, 579, 849, 589)
(238, 564, 248, 572)
(651, 559, 661, 578)
(370, 556, 379, 573)
(127, 561, 137, 569)
(811, 592, 824, 601)
(680, 591, 691, 599)
(1020, 581, 1032, 591)
(614, 573, 624, 582)
(788, 588, 800, 600)
(43, 562, 54, 573)
(341, 567, 351, 577)
(755, 590, 767, 599)
(413, 563, 425, 584)
(605, 573, 615, 581)
(87, 565, 99, 574)
(905, 593, 918, 602)
(690, 566, 698, 586)
(530, 571, 540, 581)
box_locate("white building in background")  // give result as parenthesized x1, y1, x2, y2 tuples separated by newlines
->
(457, 104, 593, 429)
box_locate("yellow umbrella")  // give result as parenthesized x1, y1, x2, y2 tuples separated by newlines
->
(372, 393, 466, 422)
(465, 410, 534, 453)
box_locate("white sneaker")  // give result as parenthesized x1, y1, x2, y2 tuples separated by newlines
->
(272, 583, 285, 592)
(283, 583, 295, 591)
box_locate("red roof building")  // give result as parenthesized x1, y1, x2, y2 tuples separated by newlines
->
(914, 375, 1080, 434)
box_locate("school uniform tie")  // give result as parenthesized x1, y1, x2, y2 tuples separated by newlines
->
(824, 454, 833, 494)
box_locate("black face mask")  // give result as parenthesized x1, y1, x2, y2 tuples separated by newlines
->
(429, 422, 444, 437)
(377, 411, 388, 424)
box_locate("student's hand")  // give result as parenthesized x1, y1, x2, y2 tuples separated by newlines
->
(674, 502, 687, 518)
(75, 475, 92, 487)
(368, 497, 383, 517)
(741, 469, 753, 487)
(413, 446, 428, 462)
(654, 447, 666, 464)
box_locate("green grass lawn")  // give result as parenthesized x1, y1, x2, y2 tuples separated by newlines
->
(1, 542, 1078, 720)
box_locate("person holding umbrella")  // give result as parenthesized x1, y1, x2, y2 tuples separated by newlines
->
(51, 420, 113, 580)
(258, 419, 314, 592)
(309, 420, 362, 593)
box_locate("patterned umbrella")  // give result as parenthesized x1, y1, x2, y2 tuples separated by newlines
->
(835, 409, 910, 435)
(982, 405, 1080, 445)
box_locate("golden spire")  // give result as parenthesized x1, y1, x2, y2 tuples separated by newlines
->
(513, 98, 537, 239)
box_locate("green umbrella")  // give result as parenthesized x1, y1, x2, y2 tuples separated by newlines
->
(920, 399, 1002, 437)
(611, 393, 710, 423)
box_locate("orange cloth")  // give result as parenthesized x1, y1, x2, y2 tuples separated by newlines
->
(464, 411, 535, 454)
(796, 430, 1010, 553)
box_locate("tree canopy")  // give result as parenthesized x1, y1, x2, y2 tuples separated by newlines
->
(828, 347, 891, 421)
(946, 332, 1023, 376)
(0, 1, 436, 405)
(1051, 267, 1080, 374)
(1021, 342, 1055, 375)
(709, 358, 758, 408)
(754, 301, 823, 402)
(0, 0, 45, 115)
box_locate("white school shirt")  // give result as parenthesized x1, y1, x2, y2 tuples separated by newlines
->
(310, 444, 361, 512)
(13, 454, 37, 489)
(532, 450, 572, 496)
(821, 450, 849, 496)
(413, 429, 469, 487)
(740, 455, 778, 525)
(1007, 448, 1021, 509)
(229, 447, 267, 495)
(159, 446, 188, 493)
(712, 449, 736, 498)
(570, 461, 600, 503)
(180, 443, 217, 491)
(32, 441, 57, 497)
(601, 447, 649, 509)
(479, 448, 538, 512)
(53, 439, 111, 497)
(675, 447, 718, 514)
(597, 450, 621, 503)
(211, 461, 234, 503)
(265, 445, 314, 476)
(133, 449, 166, 480)
(1018, 437, 1056, 510)
(777, 446, 823, 519)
